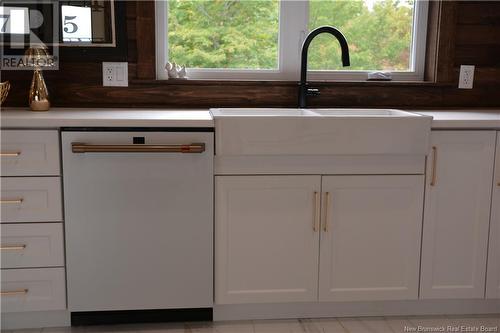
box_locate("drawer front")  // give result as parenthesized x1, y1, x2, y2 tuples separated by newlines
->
(1, 267, 66, 312)
(1, 130, 60, 176)
(1, 223, 64, 268)
(1, 177, 62, 223)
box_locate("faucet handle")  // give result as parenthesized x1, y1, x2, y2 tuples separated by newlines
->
(307, 88, 321, 96)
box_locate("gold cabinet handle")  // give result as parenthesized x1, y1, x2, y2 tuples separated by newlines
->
(0, 152, 21, 157)
(0, 244, 26, 251)
(72, 143, 205, 154)
(0, 289, 28, 296)
(430, 146, 438, 186)
(313, 191, 320, 232)
(0, 198, 23, 204)
(323, 192, 331, 232)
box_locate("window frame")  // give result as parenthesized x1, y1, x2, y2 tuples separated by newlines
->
(155, 0, 429, 81)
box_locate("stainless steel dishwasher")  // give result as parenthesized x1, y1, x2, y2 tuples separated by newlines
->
(62, 129, 213, 313)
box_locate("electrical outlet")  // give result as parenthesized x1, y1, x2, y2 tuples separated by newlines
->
(458, 65, 474, 89)
(102, 62, 128, 87)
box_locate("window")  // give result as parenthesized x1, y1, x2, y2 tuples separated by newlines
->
(167, 0, 280, 70)
(156, 0, 428, 81)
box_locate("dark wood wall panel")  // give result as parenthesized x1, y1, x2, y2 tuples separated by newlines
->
(434, 1, 458, 83)
(455, 1, 500, 69)
(135, 1, 156, 80)
(456, 25, 500, 46)
(126, 1, 138, 78)
(456, 2, 500, 25)
(1, 1, 500, 109)
(455, 45, 500, 67)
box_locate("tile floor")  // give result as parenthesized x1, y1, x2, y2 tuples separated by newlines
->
(4, 315, 500, 333)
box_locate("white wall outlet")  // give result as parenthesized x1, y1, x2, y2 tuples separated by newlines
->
(102, 62, 128, 87)
(458, 65, 474, 89)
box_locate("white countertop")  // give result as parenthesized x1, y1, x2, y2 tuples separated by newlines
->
(414, 110, 500, 129)
(0, 108, 214, 128)
(1, 108, 499, 129)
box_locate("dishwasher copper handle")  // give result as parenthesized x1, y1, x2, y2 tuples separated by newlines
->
(72, 143, 205, 154)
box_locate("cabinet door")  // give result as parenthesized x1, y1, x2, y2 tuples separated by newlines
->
(319, 175, 424, 302)
(215, 176, 321, 304)
(421, 131, 496, 299)
(487, 133, 500, 299)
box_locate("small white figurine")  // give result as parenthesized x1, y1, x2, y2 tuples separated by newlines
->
(165, 62, 188, 79)
(165, 62, 178, 78)
(177, 65, 187, 79)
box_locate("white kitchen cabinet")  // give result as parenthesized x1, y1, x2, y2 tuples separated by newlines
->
(421, 131, 496, 299)
(1, 223, 64, 269)
(0, 177, 63, 223)
(486, 132, 500, 299)
(1, 129, 67, 326)
(319, 175, 424, 301)
(1, 268, 66, 313)
(0, 130, 60, 176)
(215, 176, 321, 304)
(215, 174, 425, 304)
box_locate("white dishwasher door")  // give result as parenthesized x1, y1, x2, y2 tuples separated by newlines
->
(62, 130, 213, 312)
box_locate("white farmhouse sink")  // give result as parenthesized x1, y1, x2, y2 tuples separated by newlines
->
(312, 108, 420, 117)
(211, 108, 319, 117)
(211, 108, 432, 156)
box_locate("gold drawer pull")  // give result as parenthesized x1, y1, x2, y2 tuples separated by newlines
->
(72, 143, 205, 154)
(0, 198, 23, 204)
(430, 146, 438, 186)
(0, 244, 26, 251)
(0, 152, 21, 157)
(323, 192, 331, 232)
(0, 289, 28, 296)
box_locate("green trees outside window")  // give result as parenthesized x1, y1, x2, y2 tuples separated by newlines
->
(167, 0, 414, 72)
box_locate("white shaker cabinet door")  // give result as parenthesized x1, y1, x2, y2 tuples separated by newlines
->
(1, 130, 60, 176)
(319, 175, 424, 302)
(421, 131, 496, 299)
(215, 176, 321, 304)
(1, 268, 66, 313)
(486, 132, 500, 299)
(0, 177, 63, 223)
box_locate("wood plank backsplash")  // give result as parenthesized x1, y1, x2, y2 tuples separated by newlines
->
(1, 1, 499, 109)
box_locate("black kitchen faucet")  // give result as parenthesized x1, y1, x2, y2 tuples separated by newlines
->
(298, 26, 350, 108)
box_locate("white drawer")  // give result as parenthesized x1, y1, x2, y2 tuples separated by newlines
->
(1, 177, 62, 223)
(1, 267, 66, 312)
(1, 130, 60, 176)
(1, 223, 64, 268)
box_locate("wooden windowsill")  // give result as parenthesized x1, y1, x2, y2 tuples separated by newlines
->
(129, 79, 453, 88)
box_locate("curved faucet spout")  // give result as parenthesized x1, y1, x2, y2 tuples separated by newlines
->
(299, 25, 350, 108)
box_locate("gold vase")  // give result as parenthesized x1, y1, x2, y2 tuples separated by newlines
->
(29, 68, 50, 111)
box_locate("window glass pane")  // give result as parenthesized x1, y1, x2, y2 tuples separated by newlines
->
(168, 0, 280, 70)
(308, 0, 414, 71)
